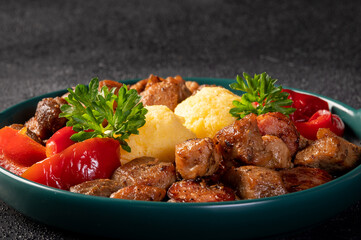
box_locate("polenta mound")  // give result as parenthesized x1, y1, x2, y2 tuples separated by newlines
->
(174, 87, 241, 138)
(119, 105, 196, 165)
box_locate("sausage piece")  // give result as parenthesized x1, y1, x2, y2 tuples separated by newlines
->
(279, 167, 332, 193)
(167, 179, 236, 202)
(257, 112, 299, 156)
(110, 184, 166, 201)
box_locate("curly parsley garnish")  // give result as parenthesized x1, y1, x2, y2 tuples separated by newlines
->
(229, 72, 296, 119)
(59, 78, 148, 152)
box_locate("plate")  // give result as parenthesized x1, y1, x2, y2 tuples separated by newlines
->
(0, 78, 360, 240)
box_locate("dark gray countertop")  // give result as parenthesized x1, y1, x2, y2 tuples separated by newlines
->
(0, 0, 361, 239)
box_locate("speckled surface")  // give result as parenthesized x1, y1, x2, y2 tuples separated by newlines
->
(0, 0, 360, 239)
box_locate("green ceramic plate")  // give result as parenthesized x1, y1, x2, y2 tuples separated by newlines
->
(0, 78, 360, 240)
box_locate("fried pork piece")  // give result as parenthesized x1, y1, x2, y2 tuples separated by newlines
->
(175, 138, 222, 179)
(262, 135, 293, 169)
(70, 179, 126, 197)
(9, 124, 42, 144)
(130, 78, 148, 93)
(167, 179, 236, 202)
(185, 81, 199, 94)
(25, 97, 67, 141)
(98, 80, 124, 95)
(257, 112, 299, 156)
(280, 167, 332, 193)
(294, 128, 361, 173)
(298, 135, 314, 150)
(110, 184, 166, 201)
(188, 83, 219, 96)
(223, 166, 287, 199)
(214, 113, 273, 167)
(111, 157, 176, 189)
(140, 75, 192, 111)
(130, 74, 163, 93)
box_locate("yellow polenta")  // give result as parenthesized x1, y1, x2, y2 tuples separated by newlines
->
(174, 87, 241, 138)
(119, 105, 196, 164)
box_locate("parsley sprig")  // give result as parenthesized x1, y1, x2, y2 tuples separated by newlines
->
(59, 78, 148, 152)
(229, 72, 296, 119)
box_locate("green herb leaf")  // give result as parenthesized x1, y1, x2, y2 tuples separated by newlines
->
(229, 72, 296, 119)
(59, 77, 148, 152)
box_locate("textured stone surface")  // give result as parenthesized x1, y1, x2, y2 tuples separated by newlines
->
(0, 0, 360, 239)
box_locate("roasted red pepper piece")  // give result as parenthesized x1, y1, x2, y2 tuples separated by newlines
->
(294, 110, 345, 140)
(46, 126, 77, 157)
(282, 89, 329, 122)
(22, 138, 121, 190)
(0, 127, 46, 175)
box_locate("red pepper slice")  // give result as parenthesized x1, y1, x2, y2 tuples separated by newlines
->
(0, 127, 46, 175)
(22, 138, 121, 190)
(46, 126, 77, 157)
(294, 110, 345, 140)
(282, 89, 329, 122)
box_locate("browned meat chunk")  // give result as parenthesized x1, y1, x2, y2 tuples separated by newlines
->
(69, 179, 125, 197)
(130, 74, 164, 93)
(214, 113, 273, 167)
(165, 76, 192, 101)
(130, 75, 192, 111)
(185, 81, 200, 94)
(110, 184, 166, 201)
(25, 97, 67, 140)
(262, 135, 293, 169)
(175, 138, 222, 179)
(130, 78, 148, 93)
(223, 166, 287, 199)
(165, 75, 187, 84)
(140, 76, 191, 111)
(280, 167, 332, 193)
(9, 124, 42, 144)
(140, 81, 180, 111)
(316, 127, 342, 139)
(167, 179, 236, 202)
(25, 117, 40, 139)
(257, 112, 299, 156)
(298, 135, 314, 150)
(294, 128, 361, 173)
(111, 157, 176, 189)
(98, 80, 124, 95)
(188, 84, 219, 95)
(145, 74, 164, 89)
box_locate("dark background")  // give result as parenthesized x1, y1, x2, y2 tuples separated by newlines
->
(0, 0, 361, 239)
